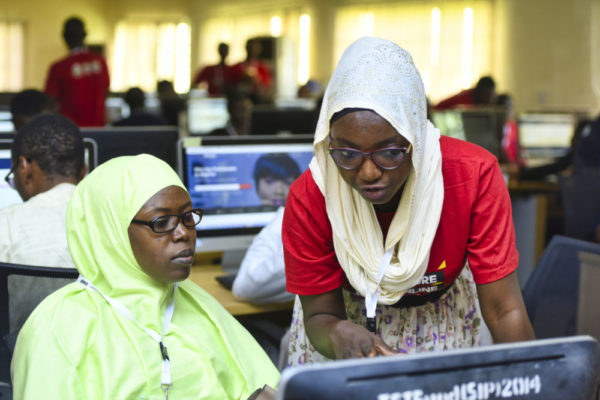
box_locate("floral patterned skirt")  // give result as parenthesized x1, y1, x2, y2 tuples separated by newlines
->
(286, 266, 490, 366)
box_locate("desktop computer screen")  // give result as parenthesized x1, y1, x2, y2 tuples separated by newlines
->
(179, 135, 314, 256)
(0, 140, 22, 210)
(277, 336, 599, 400)
(431, 110, 466, 140)
(82, 126, 179, 170)
(0, 109, 14, 133)
(187, 97, 229, 135)
(518, 112, 576, 160)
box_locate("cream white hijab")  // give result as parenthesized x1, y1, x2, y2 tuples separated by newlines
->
(309, 37, 444, 306)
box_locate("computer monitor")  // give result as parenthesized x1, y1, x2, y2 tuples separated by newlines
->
(431, 110, 466, 140)
(81, 126, 179, 170)
(518, 112, 577, 161)
(179, 135, 314, 265)
(277, 336, 599, 400)
(250, 106, 319, 135)
(0, 140, 22, 210)
(0, 107, 14, 133)
(0, 138, 97, 211)
(460, 109, 504, 159)
(187, 97, 229, 135)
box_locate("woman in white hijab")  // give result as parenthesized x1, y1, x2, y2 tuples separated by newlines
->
(282, 37, 534, 364)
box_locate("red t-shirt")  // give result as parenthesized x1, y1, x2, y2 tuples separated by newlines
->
(433, 89, 475, 110)
(231, 60, 272, 88)
(192, 64, 236, 97)
(283, 136, 518, 299)
(45, 49, 110, 127)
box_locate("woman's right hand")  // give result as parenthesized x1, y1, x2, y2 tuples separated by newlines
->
(329, 319, 397, 359)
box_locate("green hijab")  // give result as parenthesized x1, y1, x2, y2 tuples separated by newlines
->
(12, 155, 279, 399)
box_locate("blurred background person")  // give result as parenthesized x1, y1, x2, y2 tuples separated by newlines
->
(9, 89, 54, 131)
(209, 88, 252, 136)
(191, 42, 236, 97)
(156, 80, 186, 127)
(231, 38, 273, 104)
(434, 76, 497, 110)
(44, 17, 109, 127)
(113, 87, 167, 127)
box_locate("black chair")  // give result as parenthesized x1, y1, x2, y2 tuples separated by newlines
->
(0, 262, 78, 383)
(559, 172, 600, 241)
(522, 235, 600, 339)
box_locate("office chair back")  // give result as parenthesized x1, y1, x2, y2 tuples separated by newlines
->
(522, 235, 600, 339)
(0, 262, 78, 384)
(559, 172, 600, 241)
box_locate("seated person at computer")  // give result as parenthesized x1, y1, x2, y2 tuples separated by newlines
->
(157, 80, 186, 127)
(282, 37, 534, 365)
(9, 89, 54, 131)
(113, 87, 168, 127)
(253, 153, 301, 207)
(192, 42, 236, 97)
(11, 154, 279, 399)
(0, 114, 85, 333)
(433, 76, 497, 110)
(209, 89, 252, 136)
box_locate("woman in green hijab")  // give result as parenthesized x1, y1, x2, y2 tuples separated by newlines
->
(11, 154, 279, 399)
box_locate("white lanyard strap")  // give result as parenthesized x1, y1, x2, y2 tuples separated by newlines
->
(364, 248, 394, 333)
(78, 275, 177, 399)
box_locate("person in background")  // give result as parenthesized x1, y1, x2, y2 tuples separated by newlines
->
(9, 89, 54, 131)
(297, 80, 323, 100)
(11, 154, 279, 399)
(209, 88, 252, 136)
(434, 76, 497, 110)
(44, 17, 110, 127)
(253, 153, 300, 207)
(113, 87, 168, 127)
(157, 80, 186, 127)
(192, 43, 236, 97)
(231, 38, 273, 104)
(0, 114, 86, 333)
(283, 37, 534, 366)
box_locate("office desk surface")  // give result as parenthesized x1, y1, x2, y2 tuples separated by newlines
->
(188, 264, 294, 316)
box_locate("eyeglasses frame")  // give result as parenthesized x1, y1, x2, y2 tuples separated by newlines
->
(328, 143, 412, 170)
(131, 208, 204, 234)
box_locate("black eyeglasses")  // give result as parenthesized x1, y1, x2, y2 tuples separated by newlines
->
(328, 143, 412, 170)
(131, 208, 203, 234)
(4, 166, 15, 189)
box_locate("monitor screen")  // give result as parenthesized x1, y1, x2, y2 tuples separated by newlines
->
(277, 336, 599, 400)
(460, 109, 503, 159)
(187, 97, 229, 135)
(518, 113, 576, 158)
(0, 140, 21, 210)
(179, 135, 314, 254)
(250, 106, 319, 135)
(432, 110, 466, 140)
(81, 126, 179, 170)
(0, 110, 14, 133)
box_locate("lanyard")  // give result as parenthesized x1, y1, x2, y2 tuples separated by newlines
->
(364, 248, 394, 333)
(78, 276, 177, 400)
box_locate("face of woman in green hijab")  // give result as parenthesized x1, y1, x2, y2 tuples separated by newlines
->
(128, 185, 197, 283)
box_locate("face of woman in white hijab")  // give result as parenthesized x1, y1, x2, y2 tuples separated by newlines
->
(127, 185, 197, 283)
(329, 110, 412, 212)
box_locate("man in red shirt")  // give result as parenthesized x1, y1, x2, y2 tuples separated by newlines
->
(44, 17, 110, 127)
(231, 39, 273, 104)
(434, 76, 496, 110)
(192, 43, 236, 97)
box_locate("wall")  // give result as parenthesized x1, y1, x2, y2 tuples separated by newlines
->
(497, 0, 600, 115)
(2, 0, 600, 116)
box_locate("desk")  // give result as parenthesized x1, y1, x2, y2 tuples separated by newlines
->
(188, 264, 294, 316)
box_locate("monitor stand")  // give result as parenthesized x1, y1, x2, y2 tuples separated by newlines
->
(221, 249, 247, 275)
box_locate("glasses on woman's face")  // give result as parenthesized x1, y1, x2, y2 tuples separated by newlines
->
(328, 143, 412, 170)
(4, 166, 15, 189)
(131, 208, 203, 234)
